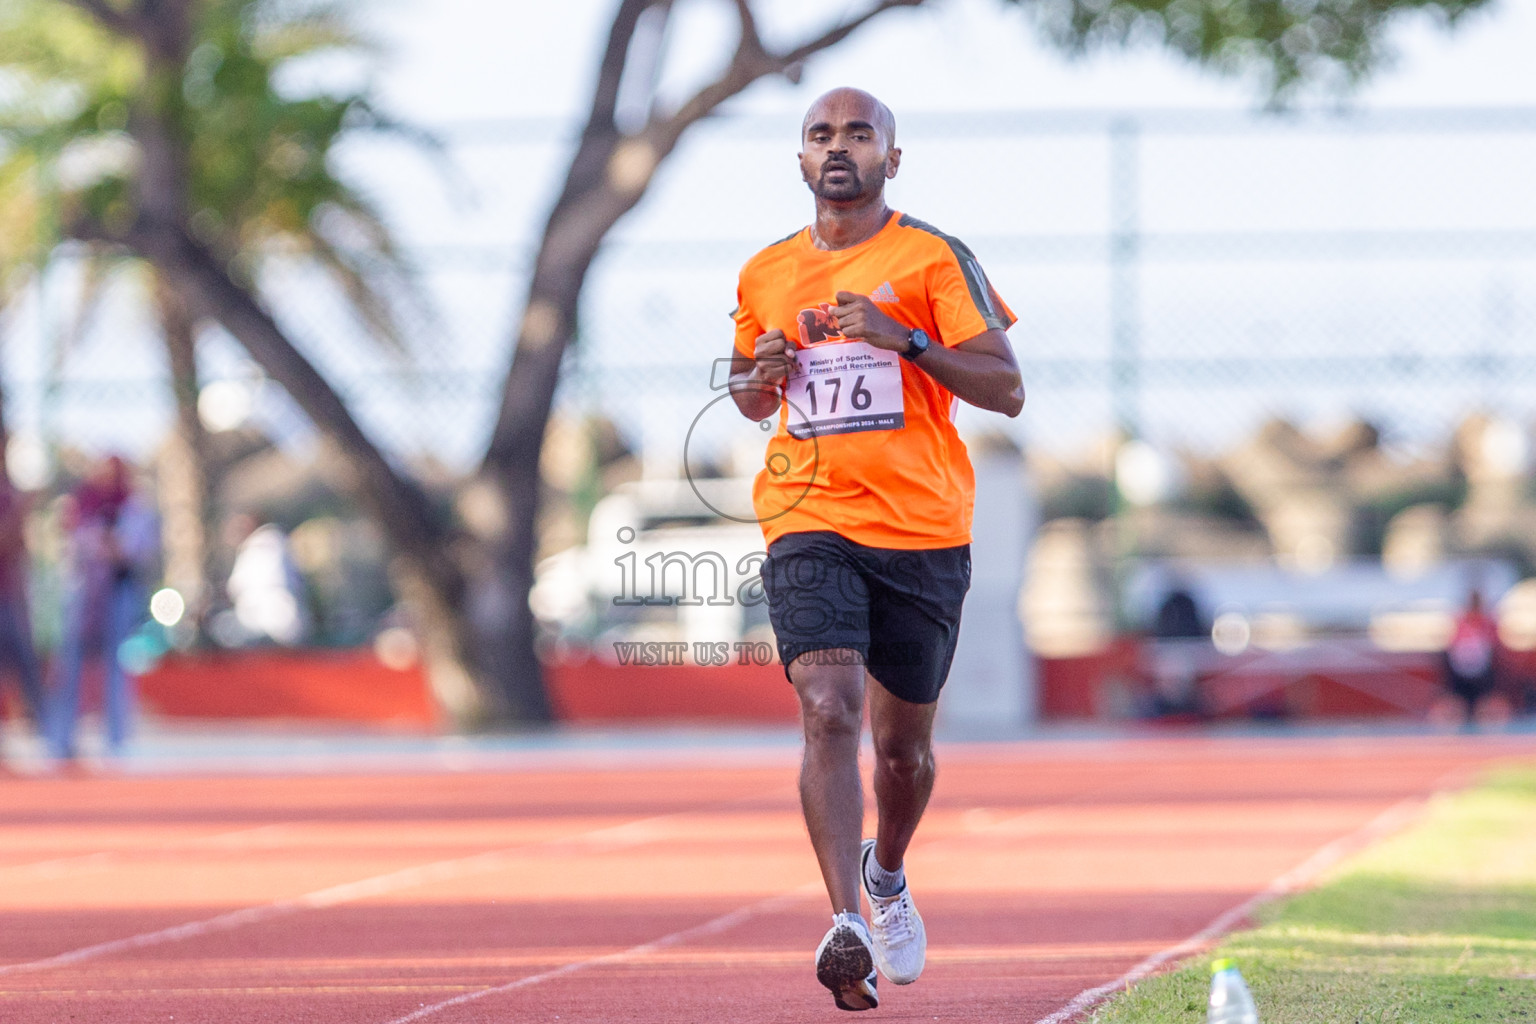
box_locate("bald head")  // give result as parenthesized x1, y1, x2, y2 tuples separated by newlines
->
(798, 87, 901, 207)
(801, 88, 896, 149)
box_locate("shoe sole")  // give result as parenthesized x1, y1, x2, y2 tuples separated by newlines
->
(816, 925, 878, 1011)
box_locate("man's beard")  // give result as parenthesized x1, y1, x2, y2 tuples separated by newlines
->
(811, 162, 864, 200)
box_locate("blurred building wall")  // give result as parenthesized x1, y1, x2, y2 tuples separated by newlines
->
(938, 441, 1037, 736)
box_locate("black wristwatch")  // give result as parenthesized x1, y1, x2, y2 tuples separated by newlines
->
(901, 327, 931, 362)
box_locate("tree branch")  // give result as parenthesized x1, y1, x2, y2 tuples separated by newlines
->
(729, 0, 769, 68)
(129, 221, 446, 557)
(777, 0, 926, 67)
(659, 0, 927, 142)
(544, 0, 671, 224)
(584, 0, 668, 138)
(66, 202, 458, 605)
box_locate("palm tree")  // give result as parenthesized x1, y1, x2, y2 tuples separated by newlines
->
(0, 0, 475, 706)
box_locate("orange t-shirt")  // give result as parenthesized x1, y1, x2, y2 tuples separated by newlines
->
(732, 211, 1015, 550)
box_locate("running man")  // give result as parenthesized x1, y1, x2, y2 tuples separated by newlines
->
(727, 88, 1024, 1010)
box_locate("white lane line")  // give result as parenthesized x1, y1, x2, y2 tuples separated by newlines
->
(1029, 794, 1429, 1024)
(0, 824, 293, 882)
(0, 807, 741, 978)
(380, 884, 821, 1024)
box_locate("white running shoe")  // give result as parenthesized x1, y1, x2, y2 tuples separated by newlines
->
(860, 838, 927, 985)
(814, 911, 879, 1011)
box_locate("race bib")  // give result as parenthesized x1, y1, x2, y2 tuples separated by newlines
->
(785, 339, 905, 440)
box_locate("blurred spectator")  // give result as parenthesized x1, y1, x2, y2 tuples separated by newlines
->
(0, 466, 44, 730)
(220, 516, 310, 646)
(1442, 589, 1500, 726)
(47, 456, 160, 760)
(1154, 587, 1205, 640)
(1144, 584, 1210, 718)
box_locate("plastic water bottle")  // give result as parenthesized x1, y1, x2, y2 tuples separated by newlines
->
(1206, 958, 1259, 1024)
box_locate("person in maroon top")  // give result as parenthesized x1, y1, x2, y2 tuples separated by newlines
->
(1444, 589, 1500, 725)
(47, 456, 158, 759)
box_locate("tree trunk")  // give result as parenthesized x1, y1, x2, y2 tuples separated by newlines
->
(475, 0, 671, 724)
(153, 277, 215, 632)
(482, 184, 651, 726)
(478, 251, 589, 725)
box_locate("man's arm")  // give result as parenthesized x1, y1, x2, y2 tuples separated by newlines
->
(728, 328, 796, 422)
(830, 291, 1024, 417)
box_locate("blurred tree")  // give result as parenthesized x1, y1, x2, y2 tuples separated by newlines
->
(0, 0, 1495, 726)
(1028, 0, 1491, 98)
(0, 0, 426, 651)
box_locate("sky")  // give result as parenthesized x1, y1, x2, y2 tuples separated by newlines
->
(345, 0, 1536, 251)
(363, 0, 1535, 121)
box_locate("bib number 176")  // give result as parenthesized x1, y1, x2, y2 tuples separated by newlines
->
(804, 374, 873, 416)
(786, 340, 905, 440)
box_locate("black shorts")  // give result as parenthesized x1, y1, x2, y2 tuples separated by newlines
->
(760, 530, 970, 705)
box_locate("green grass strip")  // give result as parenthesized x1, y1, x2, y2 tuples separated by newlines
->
(1088, 766, 1536, 1023)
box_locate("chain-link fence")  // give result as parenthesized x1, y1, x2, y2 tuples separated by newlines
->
(557, 108, 1536, 471)
(4, 106, 1534, 479)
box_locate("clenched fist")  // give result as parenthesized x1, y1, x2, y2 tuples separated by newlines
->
(753, 328, 798, 384)
(829, 291, 908, 353)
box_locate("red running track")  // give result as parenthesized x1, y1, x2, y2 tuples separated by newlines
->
(1, 733, 1532, 1023)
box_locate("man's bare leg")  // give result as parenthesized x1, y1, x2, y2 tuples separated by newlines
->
(790, 649, 868, 914)
(867, 677, 938, 875)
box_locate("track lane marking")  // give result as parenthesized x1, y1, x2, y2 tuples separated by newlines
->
(0, 788, 788, 978)
(1029, 794, 1429, 1024)
(4, 984, 485, 997)
(0, 940, 1178, 989)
